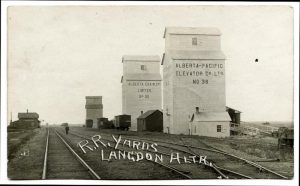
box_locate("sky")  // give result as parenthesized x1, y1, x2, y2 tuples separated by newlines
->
(7, 5, 294, 124)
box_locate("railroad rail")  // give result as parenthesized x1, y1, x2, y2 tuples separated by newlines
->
(139, 136, 288, 179)
(76, 130, 288, 179)
(67, 130, 192, 179)
(68, 130, 245, 179)
(42, 128, 101, 179)
(123, 134, 287, 179)
(42, 129, 49, 179)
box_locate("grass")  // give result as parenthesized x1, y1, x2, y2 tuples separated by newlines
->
(7, 128, 40, 160)
(8, 127, 47, 180)
(227, 135, 293, 160)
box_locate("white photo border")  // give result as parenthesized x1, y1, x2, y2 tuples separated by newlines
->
(1, 1, 299, 185)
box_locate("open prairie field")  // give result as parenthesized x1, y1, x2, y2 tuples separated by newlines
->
(242, 121, 294, 128)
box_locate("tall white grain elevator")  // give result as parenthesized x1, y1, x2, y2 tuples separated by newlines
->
(121, 55, 162, 131)
(162, 27, 230, 137)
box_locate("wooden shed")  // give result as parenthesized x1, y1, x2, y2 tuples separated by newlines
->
(137, 110, 163, 132)
(277, 127, 294, 148)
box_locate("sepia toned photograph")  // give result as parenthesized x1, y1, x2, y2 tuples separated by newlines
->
(3, 3, 297, 183)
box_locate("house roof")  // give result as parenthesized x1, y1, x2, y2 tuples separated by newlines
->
(115, 114, 131, 117)
(168, 50, 226, 60)
(122, 55, 161, 62)
(164, 27, 221, 38)
(138, 110, 162, 119)
(191, 112, 231, 122)
(86, 96, 102, 99)
(122, 73, 162, 81)
(18, 112, 39, 119)
(226, 106, 242, 113)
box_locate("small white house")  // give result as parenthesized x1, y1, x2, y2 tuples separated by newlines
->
(190, 108, 231, 138)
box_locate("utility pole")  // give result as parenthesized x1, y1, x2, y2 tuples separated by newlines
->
(10, 112, 12, 125)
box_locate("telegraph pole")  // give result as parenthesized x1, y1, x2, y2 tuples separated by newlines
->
(10, 112, 12, 125)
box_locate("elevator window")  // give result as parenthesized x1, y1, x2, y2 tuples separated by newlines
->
(192, 37, 197, 45)
(217, 125, 222, 132)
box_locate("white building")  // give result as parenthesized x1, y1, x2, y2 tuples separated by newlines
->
(162, 27, 230, 137)
(85, 96, 103, 128)
(190, 107, 231, 137)
(121, 55, 162, 131)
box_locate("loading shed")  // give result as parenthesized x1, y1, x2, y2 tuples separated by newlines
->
(137, 110, 163, 132)
(226, 106, 241, 124)
(226, 106, 242, 135)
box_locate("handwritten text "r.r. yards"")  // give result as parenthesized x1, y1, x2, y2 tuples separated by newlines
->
(77, 134, 158, 153)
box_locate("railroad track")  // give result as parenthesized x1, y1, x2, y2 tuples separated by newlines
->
(70, 129, 289, 179)
(66, 130, 192, 179)
(42, 128, 101, 179)
(67, 130, 245, 179)
(165, 137, 288, 179)
(125, 135, 288, 179)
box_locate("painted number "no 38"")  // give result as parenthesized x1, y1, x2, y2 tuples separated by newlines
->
(193, 79, 208, 84)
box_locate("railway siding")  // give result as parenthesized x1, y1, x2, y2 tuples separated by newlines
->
(8, 126, 293, 180)
(68, 130, 242, 179)
(69, 127, 292, 179)
(61, 129, 192, 179)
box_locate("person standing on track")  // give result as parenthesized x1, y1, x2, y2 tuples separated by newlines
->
(65, 125, 69, 135)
